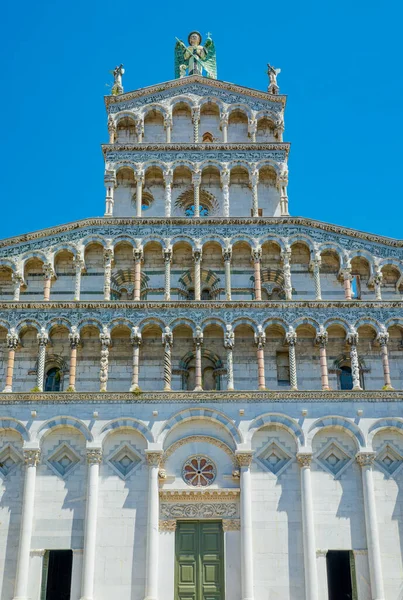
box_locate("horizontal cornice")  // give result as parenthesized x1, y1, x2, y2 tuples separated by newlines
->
(102, 142, 290, 157)
(1, 390, 403, 404)
(104, 75, 287, 108)
(0, 216, 401, 250)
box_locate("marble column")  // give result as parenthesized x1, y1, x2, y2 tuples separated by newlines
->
(222, 246, 232, 300)
(68, 326, 80, 392)
(3, 328, 19, 393)
(281, 247, 293, 300)
(254, 326, 266, 390)
(104, 172, 116, 216)
(224, 324, 235, 391)
(144, 450, 163, 600)
(107, 116, 116, 144)
(316, 329, 330, 391)
(130, 326, 142, 392)
(73, 256, 85, 301)
(163, 246, 172, 301)
(135, 119, 143, 143)
(236, 451, 254, 600)
(279, 174, 289, 216)
(220, 113, 228, 143)
(192, 171, 202, 217)
(133, 246, 144, 301)
(342, 268, 353, 300)
(286, 327, 298, 390)
(162, 327, 173, 391)
(103, 247, 113, 301)
(377, 328, 393, 390)
(251, 246, 262, 301)
(311, 253, 322, 300)
(36, 328, 48, 392)
(275, 116, 285, 142)
(250, 169, 259, 217)
(192, 246, 202, 301)
(99, 327, 111, 392)
(12, 272, 23, 301)
(192, 107, 200, 143)
(13, 447, 41, 600)
(135, 170, 145, 217)
(347, 328, 362, 390)
(297, 453, 319, 600)
(373, 269, 383, 301)
(43, 263, 54, 301)
(356, 453, 385, 600)
(221, 168, 230, 217)
(248, 118, 257, 143)
(193, 326, 203, 391)
(80, 447, 102, 600)
(164, 114, 172, 143)
(164, 169, 173, 218)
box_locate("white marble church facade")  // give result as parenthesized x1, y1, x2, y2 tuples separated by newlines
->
(0, 45, 403, 600)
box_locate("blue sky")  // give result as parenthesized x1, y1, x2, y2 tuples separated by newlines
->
(2, 0, 402, 240)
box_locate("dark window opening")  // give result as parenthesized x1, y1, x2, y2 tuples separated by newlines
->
(339, 365, 365, 391)
(201, 288, 211, 300)
(187, 288, 195, 300)
(42, 550, 73, 600)
(351, 275, 361, 299)
(276, 352, 290, 386)
(45, 368, 62, 392)
(326, 550, 357, 600)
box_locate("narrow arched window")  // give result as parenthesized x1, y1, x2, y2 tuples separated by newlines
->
(201, 289, 211, 300)
(45, 367, 62, 392)
(339, 366, 353, 390)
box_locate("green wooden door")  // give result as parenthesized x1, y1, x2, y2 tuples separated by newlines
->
(175, 521, 224, 600)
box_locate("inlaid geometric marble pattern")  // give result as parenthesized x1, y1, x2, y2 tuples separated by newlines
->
(108, 443, 143, 479)
(0, 444, 22, 478)
(255, 440, 293, 477)
(315, 440, 353, 479)
(375, 443, 403, 477)
(46, 442, 81, 479)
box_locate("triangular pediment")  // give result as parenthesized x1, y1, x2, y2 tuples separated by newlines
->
(105, 75, 285, 115)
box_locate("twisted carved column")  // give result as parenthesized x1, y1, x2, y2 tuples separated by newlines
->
(43, 262, 54, 301)
(347, 328, 362, 390)
(68, 326, 80, 392)
(222, 246, 232, 300)
(104, 172, 116, 216)
(316, 329, 330, 391)
(252, 246, 262, 301)
(192, 171, 201, 217)
(221, 168, 230, 217)
(220, 113, 228, 143)
(162, 327, 173, 391)
(224, 324, 235, 391)
(164, 169, 173, 217)
(192, 106, 200, 143)
(311, 253, 322, 300)
(163, 246, 172, 301)
(103, 247, 113, 301)
(73, 255, 85, 301)
(297, 453, 319, 600)
(377, 328, 393, 390)
(133, 246, 144, 301)
(80, 447, 102, 600)
(286, 327, 298, 390)
(236, 451, 254, 600)
(356, 453, 385, 600)
(192, 246, 202, 301)
(99, 327, 111, 392)
(135, 170, 145, 217)
(12, 272, 23, 301)
(342, 267, 353, 300)
(254, 326, 266, 390)
(36, 328, 48, 391)
(281, 247, 293, 300)
(130, 326, 142, 391)
(164, 114, 172, 143)
(144, 451, 164, 600)
(13, 448, 41, 600)
(250, 169, 259, 217)
(193, 326, 203, 391)
(4, 328, 19, 392)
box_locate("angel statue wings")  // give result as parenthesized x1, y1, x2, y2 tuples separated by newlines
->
(175, 31, 217, 79)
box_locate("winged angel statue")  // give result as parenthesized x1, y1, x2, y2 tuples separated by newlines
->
(175, 31, 217, 79)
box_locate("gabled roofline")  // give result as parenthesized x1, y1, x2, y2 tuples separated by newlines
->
(104, 75, 287, 108)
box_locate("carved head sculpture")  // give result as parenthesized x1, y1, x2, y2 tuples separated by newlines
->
(188, 31, 202, 46)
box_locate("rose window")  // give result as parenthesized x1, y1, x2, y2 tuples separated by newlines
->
(182, 455, 216, 487)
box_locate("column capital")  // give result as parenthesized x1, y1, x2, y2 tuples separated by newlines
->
(99, 326, 111, 348)
(250, 168, 259, 186)
(23, 449, 41, 466)
(6, 328, 19, 349)
(254, 325, 266, 348)
(37, 327, 49, 346)
(356, 452, 376, 467)
(377, 327, 389, 346)
(86, 448, 103, 465)
(248, 118, 257, 136)
(347, 327, 359, 346)
(315, 328, 328, 347)
(193, 326, 203, 347)
(220, 112, 229, 128)
(192, 170, 202, 186)
(73, 254, 85, 272)
(164, 168, 173, 186)
(251, 245, 262, 263)
(103, 246, 114, 266)
(191, 106, 201, 123)
(163, 246, 173, 262)
(131, 326, 142, 347)
(145, 450, 163, 466)
(133, 246, 144, 262)
(163, 114, 173, 129)
(220, 167, 230, 187)
(281, 245, 292, 263)
(224, 324, 235, 349)
(134, 167, 145, 184)
(297, 453, 313, 467)
(69, 326, 80, 349)
(285, 327, 297, 346)
(43, 262, 55, 280)
(192, 246, 203, 262)
(222, 246, 232, 262)
(162, 326, 173, 347)
(341, 267, 352, 281)
(12, 271, 24, 286)
(135, 118, 144, 136)
(235, 451, 254, 468)
(104, 169, 116, 187)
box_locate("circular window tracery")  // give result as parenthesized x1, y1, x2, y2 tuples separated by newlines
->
(182, 455, 216, 487)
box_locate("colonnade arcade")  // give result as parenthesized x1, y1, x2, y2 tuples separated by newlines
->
(1, 236, 402, 302)
(2, 317, 402, 393)
(5, 410, 400, 600)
